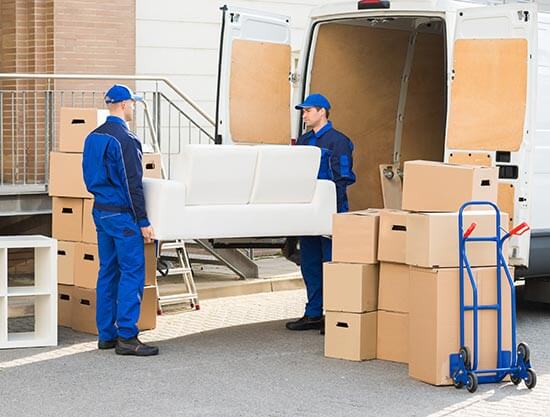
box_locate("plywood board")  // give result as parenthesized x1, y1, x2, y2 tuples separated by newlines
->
(498, 183, 515, 230)
(447, 39, 528, 151)
(399, 32, 446, 166)
(229, 39, 291, 144)
(309, 24, 410, 210)
(379, 164, 402, 209)
(449, 152, 492, 167)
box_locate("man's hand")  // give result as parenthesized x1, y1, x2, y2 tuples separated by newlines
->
(141, 226, 155, 243)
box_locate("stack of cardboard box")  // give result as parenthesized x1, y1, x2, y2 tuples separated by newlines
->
(50, 107, 161, 335)
(325, 161, 513, 387)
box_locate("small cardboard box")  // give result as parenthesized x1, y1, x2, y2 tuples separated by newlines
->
(145, 243, 157, 286)
(52, 197, 84, 242)
(323, 262, 379, 313)
(332, 209, 380, 264)
(378, 209, 408, 263)
(378, 262, 410, 313)
(406, 211, 508, 268)
(408, 266, 512, 386)
(57, 241, 78, 285)
(81, 199, 97, 244)
(401, 161, 498, 212)
(48, 152, 92, 198)
(58, 284, 74, 328)
(58, 107, 108, 153)
(71, 286, 158, 335)
(325, 311, 377, 361)
(143, 153, 162, 179)
(377, 310, 408, 364)
(75, 243, 99, 289)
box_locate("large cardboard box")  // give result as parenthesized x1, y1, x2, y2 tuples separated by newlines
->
(378, 209, 408, 263)
(75, 243, 99, 289)
(58, 108, 108, 153)
(323, 262, 379, 313)
(145, 243, 157, 286)
(401, 161, 498, 212)
(71, 286, 158, 335)
(81, 199, 97, 244)
(49, 152, 92, 198)
(57, 241, 78, 285)
(408, 266, 512, 386)
(143, 153, 162, 179)
(52, 197, 84, 242)
(406, 211, 508, 268)
(58, 285, 74, 328)
(332, 209, 380, 264)
(377, 310, 408, 364)
(325, 311, 377, 361)
(378, 262, 410, 313)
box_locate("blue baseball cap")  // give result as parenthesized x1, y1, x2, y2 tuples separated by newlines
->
(295, 93, 331, 110)
(104, 84, 142, 104)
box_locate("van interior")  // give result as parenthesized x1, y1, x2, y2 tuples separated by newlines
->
(307, 16, 448, 210)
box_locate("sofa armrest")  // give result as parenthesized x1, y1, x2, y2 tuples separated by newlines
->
(143, 178, 186, 240)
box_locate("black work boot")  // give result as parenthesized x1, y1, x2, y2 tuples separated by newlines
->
(285, 315, 324, 331)
(115, 337, 159, 356)
(98, 339, 117, 350)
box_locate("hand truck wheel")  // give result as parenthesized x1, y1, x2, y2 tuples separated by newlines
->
(466, 372, 478, 393)
(525, 369, 537, 389)
(510, 374, 522, 385)
(518, 342, 531, 362)
(459, 346, 472, 369)
(453, 379, 464, 389)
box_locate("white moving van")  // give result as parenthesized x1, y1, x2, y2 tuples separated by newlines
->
(215, 1, 549, 285)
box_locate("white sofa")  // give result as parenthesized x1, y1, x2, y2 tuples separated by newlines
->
(143, 145, 336, 241)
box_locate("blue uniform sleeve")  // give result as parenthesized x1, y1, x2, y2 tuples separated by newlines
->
(330, 138, 356, 213)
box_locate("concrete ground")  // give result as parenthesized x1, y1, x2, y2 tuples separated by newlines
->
(1, 287, 549, 417)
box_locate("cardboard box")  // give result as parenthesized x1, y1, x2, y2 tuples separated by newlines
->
(58, 107, 108, 153)
(332, 209, 380, 264)
(378, 262, 410, 313)
(378, 209, 408, 263)
(408, 266, 512, 386)
(406, 211, 508, 268)
(325, 311, 377, 361)
(323, 262, 379, 313)
(145, 243, 157, 286)
(58, 285, 74, 328)
(81, 199, 97, 244)
(75, 243, 99, 289)
(143, 153, 162, 179)
(401, 161, 498, 212)
(71, 286, 158, 335)
(49, 152, 92, 198)
(57, 241, 78, 285)
(377, 311, 408, 364)
(52, 197, 84, 242)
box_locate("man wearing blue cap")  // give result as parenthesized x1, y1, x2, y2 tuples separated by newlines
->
(82, 84, 158, 356)
(286, 93, 356, 332)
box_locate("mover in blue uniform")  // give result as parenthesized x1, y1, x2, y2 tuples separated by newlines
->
(82, 84, 158, 356)
(286, 94, 356, 332)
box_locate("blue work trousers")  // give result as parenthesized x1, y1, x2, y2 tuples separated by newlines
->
(92, 209, 145, 341)
(299, 236, 332, 317)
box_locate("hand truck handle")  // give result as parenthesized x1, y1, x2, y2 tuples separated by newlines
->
(509, 222, 530, 236)
(463, 222, 477, 239)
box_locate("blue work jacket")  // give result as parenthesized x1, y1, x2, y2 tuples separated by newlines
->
(296, 121, 356, 212)
(82, 115, 150, 227)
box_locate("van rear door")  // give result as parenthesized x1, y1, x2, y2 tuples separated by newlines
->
(216, 6, 291, 145)
(446, 3, 537, 266)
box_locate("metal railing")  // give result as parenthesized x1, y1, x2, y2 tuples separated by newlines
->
(0, 73, 216, 194)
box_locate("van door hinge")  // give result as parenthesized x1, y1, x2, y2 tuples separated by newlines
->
(289, 72, 300, 84)
(518, 10, 530, 22)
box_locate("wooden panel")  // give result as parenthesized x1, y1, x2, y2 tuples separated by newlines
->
(498, 183, 515, 230)
(399, 32, 446, 166)
(309, 24, 410, 210)
(449, 152, 492, 167)
(230, 40, 291, 144)
(447, 39, 528, 151)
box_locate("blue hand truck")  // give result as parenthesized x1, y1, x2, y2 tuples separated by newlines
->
(449, 201, 536, 393)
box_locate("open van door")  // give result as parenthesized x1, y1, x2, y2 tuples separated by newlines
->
(446, 3, 537, 266)
(215, 6, 291, 145)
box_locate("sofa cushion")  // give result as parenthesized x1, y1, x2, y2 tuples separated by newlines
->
(249, 145, 320, 204)
(179, 145, 257, 205)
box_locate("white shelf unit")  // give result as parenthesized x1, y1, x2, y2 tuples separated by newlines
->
(0, 236, 57, 349)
